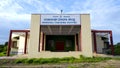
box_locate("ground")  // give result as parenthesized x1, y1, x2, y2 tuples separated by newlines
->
(0, 59, 120, 68)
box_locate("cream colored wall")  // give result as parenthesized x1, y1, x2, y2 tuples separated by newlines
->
(28, 14, 93, 58)
(11, 33, 20, 48)
(18, 36, 25, 54)
(28, 51, 82, 58)
(96, 35, 104, 53)
(28, 14, 41, 56)
(44, 34, 46, 51)
(11, 34, 25, 55)
(10, 48, 18, 54)
(81, 14, 93, 57)
(26, 35, 30, 53)
(12, 34, 19, 38)
(91, 33, 95, 52)
(40, 32, 43, 51)
(10, 34, 19, 54)
(11, 33, 30, 55)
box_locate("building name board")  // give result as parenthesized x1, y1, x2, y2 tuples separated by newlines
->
(41, 14, 80, 25)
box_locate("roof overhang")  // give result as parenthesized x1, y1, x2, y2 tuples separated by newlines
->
(40, 14, 81, 35)
(41, 25, 81, 35)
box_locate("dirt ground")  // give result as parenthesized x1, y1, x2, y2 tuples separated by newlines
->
(0, 59, 120, 68)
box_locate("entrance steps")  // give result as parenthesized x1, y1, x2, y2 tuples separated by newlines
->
(28, 51, 82, 58)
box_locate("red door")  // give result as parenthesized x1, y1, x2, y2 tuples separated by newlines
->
(56, 41, 64, 51)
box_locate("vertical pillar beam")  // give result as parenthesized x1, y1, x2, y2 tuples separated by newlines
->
(93, 32, 97, 53)
(39, 31, 43, 52)
(81, 14, 93, 57)
(110, 31, 114, 55)
(79, 29, 82, 51)
(75, 35, 77, 51)
(76, 34, 79, 51)
(42, 33, 44, 51)
(44, 34, 46, 51)
(24, 32, 28, 54)
(29, 14, 40, 57)
(38, 28, 41, 52)
(7, 30, 12, 56)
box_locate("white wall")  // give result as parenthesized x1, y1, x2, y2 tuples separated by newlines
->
(81, 14, 93, 57)
(96, 35, 104, 53)
(10, 34, 19, 54)
(18, 36, 25, 54)
(12, 34, 19, 38)
(11, 33, 30, 55)
(27, 35, 30, 53)
(28, 14, 40, 56)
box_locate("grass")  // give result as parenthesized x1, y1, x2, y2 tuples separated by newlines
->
(0, 52, 6, 56)
(13, 55, 112, 64)
(0, 44, 7, 56)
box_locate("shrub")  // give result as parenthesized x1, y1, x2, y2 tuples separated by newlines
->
(15, 58, 27, 63)
(0, 52, 6, 56)
(14, 56, 112, 64)
(25, 58, 36, 64)
(61, 57, 75, 61)
(79, 55, 111, 62)
(48, 58, 60, 63)
(38, 58, 49, 64)
(0, 45, 7, 56)
(114, 44, 120, 55)
(33, 59, 41, 64)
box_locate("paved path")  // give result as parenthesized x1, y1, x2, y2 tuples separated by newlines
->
(0, 56, 17, 59)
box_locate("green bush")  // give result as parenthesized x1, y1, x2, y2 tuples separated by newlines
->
(0, 43, 7, 56)
(33, 59, 41, 64)
(114, 44, 120, 55)
(15, 58, 27, 63)
(60, 57, 76, 61)
(14, 56, 112, 64)
(25, 58, 36, 64)
(48, 58, 60, 63)
(38, 58, 49, 64)
(0, 52, 6, 56)
(79, 55, 111, 62)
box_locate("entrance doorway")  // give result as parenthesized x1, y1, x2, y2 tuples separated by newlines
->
(56, 41, 64, 51)
(45, 35, 75, 51)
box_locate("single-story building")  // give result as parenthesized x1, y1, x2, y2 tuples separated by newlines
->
(7, 14, 114, 58)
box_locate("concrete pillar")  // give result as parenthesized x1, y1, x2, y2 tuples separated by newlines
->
(93, 32, 97, 53)
(42, 33, 44, 51)
(110, 31, 114, 55)
(44, 34, 46, 51)
(81, 14, 93, 57)
(7, 30, 12, 56)
(28, 14, 40, 55)
(79, 31, 81, 51)
(40, 32, 43, 52)
(75, 35, 77, 51)
(24, 32, 28, 54)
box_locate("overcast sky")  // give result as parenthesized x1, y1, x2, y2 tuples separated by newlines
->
(0, 0, 120, 44)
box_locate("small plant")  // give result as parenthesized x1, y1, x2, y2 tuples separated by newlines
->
(15, 58, 27, 63)
(25, 58, 36, 64)
(14, 56, 112, 64)
(0, 52, 6, 56)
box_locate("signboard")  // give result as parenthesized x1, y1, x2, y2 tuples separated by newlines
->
(41, 14, 80, 25)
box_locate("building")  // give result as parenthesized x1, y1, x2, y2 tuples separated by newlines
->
(7, 14, 114, 58)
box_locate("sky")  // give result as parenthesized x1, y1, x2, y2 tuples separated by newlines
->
(0, 0, 120, 44)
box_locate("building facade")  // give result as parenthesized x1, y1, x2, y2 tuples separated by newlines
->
(7, 14, 114, 58)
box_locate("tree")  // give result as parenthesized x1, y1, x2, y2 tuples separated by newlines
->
(114, 42, 120, 55)
(0, 42, 8, 56)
